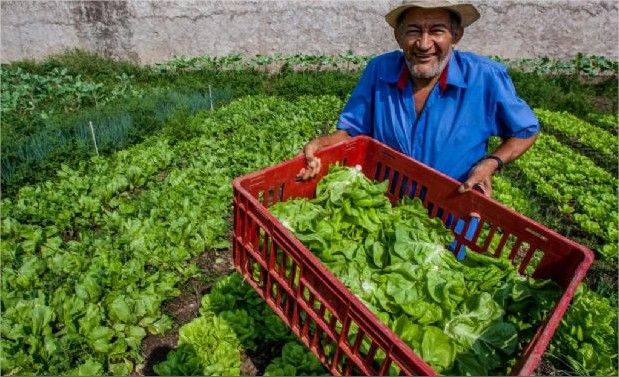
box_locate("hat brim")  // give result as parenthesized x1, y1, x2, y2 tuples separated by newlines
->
(385, 4, 480, 29)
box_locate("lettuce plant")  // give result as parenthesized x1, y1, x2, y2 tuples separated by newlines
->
(271, 166, 560, 375)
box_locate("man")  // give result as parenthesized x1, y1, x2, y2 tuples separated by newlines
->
(297, 0, 539, 198)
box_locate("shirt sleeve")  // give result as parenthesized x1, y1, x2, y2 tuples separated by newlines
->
(336, 60, 377, 136)
(492, 69, 540, 138)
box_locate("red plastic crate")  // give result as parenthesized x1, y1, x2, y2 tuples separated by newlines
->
(232, 136, 594, 376)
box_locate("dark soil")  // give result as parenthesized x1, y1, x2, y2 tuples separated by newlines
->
(590, 95, 616, 113)
(536, 354, 575, 376)
(139, 333, 178, 376)
(244, 341, 289, 375)
(135, 247, 288, 376)
(584, 259, 619, 299)
(135, 248, 235, 376)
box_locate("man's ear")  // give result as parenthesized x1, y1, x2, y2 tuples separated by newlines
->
(452, 26, 464, 44)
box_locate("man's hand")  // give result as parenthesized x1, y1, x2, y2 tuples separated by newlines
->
(297, 140, 322, 180)
(458, 158, 498, 197)
(296, 130, 351, 181)
(458, 134, 538, 197)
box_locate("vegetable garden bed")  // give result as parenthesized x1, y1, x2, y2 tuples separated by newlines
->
(1, 51, 617, 376)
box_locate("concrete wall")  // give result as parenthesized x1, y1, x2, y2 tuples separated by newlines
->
(1, 0, 617, 64)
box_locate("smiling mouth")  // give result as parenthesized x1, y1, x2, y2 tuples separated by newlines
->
(413, 54, 436, 63)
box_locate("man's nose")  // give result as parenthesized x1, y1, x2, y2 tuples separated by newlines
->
(415, 32, 432, 50)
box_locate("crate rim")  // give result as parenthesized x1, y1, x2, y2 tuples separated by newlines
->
(232, 135, 596, 376)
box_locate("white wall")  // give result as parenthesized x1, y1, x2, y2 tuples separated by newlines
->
(1, 0, 617, 64)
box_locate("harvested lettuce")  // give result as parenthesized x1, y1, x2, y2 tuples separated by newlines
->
(270, 165, 560, 375)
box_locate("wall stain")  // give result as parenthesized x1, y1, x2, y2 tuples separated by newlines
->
(71, 1, 139, 62)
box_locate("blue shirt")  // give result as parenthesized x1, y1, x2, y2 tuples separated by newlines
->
(336, 50, 539, 182)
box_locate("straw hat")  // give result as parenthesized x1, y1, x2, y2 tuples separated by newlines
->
(385, 0, 480, 29)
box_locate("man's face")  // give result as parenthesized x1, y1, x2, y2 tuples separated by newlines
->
(395, 8, 459, 79)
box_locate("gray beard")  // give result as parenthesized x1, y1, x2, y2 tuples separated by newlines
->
(406, 50, 451, 79)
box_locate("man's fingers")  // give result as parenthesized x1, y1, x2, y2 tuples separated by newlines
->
(296, 167, 307, 179)
(480, 176, 493, 197)
(303, 143, 317, 160)
(458, 180, 474, 193)
(296, 157, 321, 181)
(458, 171, 493, 197)
(308, 158, 321, 178)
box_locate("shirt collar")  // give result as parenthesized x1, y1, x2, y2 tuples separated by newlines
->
(387, 51, 467, 94)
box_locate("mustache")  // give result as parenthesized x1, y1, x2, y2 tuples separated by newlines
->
(404, 48, 452, 65)
(404, 50, 452, 79)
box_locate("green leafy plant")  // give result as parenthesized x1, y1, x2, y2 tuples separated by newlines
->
(270, 166, 561, 375)
(508, 133, 618, 259)
(535, 108, 618, 171)
(152, 344, 203, 376)
(0, 95, 342, 375)
(549, 285, 618, 376)
(176, 315, 242, 376)
(264, 342, 326, 376)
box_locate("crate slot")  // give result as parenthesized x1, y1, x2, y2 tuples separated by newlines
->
(398, 176, 409, 199)
(288, 263, 301, 291)
(301, 284, 313, 304)
(477, 221, 500, 253)
(444, 213, 457, 232)
(267, 188, 275, 206)
(523, 249, 545, 276)
(303, 316, 318, 342)
(298, 310, 313, 339)
(408, 180, 418, 198)
(382, 166, 391, 182)
(290, 304, 305, 334)
(258, 227, 268, 258)
(389, 170, 400, 195)
(324, 310, 342, 337)
(278, 182, 285, 202)
(257, 190, 265, 205)
(275, 284, 291, 309)
(374, 162, 383, 181)
(359, 334, 378, 374)
(310, 325, 325, 356)
(338, 354, 355, 375)
(426, 202, 437, 218)
(314, 302, 327, 323)
(269, 244, 285, 272)
(419, 185, 428, 202)
(435, 206, 445, 221)
(277, 250, 289, 277)
(247, 255, 266, 289)
(493, 231, 516, 258)
(269, 280, 279, 301)
(510, 240, 529, 265)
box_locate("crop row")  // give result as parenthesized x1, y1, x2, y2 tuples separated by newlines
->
(535, 108, 617, 171)
(586, 112, 618, 133)
(1, 95, 343, 375)
(495, 132, 617, 259)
